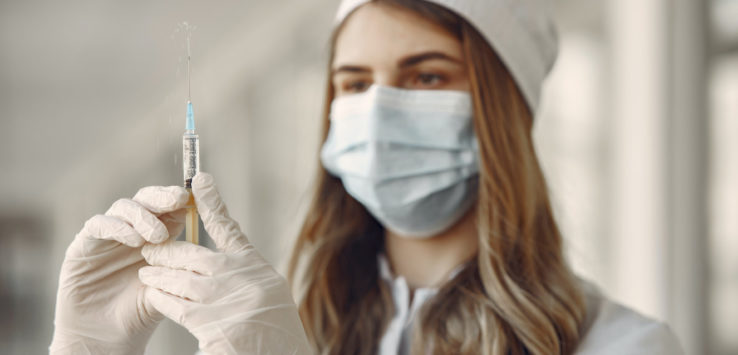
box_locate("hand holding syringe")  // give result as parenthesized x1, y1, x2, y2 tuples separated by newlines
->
(50, 22, 310, 355)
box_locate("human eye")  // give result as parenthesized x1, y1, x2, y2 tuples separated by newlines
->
(343, 80, 372, 94)
(412, 72, 446, 89)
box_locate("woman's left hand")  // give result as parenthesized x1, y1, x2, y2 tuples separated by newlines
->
(138, 172, 312, 355)
(49, 185, 189, 355)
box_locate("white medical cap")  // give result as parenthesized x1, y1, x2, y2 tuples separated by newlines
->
(334, 0, 558, 114)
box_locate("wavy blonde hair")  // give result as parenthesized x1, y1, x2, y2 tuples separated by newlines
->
(287, 1, 586, 354)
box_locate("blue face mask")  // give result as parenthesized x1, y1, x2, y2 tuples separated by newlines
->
(320, 85, 479, 238)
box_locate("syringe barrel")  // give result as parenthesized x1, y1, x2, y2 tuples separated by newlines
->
(183, 132, 200, 188)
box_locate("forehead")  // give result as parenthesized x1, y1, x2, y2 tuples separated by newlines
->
(332, 2, 462, 68)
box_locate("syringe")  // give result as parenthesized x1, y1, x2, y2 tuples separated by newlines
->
(183, 100, 200, 244)
(182, 25, 199, 244)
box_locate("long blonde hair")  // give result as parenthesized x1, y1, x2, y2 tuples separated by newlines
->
(287, 1, 586, 354)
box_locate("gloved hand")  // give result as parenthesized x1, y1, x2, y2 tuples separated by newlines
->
(50, 186, 190, 355)
(138, 172, 312, 355)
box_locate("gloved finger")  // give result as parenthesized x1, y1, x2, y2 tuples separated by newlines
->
(143, 285, 195, 328)
(139, 266, 215, 303)
(80, 214, 144, 248)
(138, 282, 165, 323)
(133, 186, 188, 239)
(141, 240, 218, 275)
(106, 199, 169, 244)
(192, 172, 252, 254)
(132, 185, 191, 215)
(159, 209, 186, 238)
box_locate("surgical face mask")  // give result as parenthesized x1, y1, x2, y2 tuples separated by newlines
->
(320, 85, 479, 238)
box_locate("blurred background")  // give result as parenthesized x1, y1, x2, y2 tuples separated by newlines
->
(0, 0, 734, 354)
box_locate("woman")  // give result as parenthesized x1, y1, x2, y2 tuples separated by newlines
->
(49, 0, 683, 354)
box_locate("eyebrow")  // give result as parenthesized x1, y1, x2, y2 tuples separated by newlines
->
(398, 51, 463, 68)
(331, 51, 463, 76)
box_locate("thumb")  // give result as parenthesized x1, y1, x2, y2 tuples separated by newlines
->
(191, 172, 251, 253)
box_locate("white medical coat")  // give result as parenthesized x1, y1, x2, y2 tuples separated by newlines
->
(376, 254, 684, 355)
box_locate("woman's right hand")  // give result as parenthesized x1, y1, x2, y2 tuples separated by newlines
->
(138, 173, 313, 355)
(49, 185, 190, 354)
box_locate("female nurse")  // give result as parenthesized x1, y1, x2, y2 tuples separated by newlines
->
(49, 0, 684, 354)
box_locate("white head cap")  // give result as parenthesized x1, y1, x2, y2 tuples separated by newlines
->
(334, 0, 558, 114)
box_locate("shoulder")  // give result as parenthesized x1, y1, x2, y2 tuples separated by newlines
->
(574, 279, 684, 355)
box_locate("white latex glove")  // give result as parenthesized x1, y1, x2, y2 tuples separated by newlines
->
(50, 186, 190, 355)
(139, 172, 312, 355)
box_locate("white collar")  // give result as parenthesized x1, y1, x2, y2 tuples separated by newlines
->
(375, 253, 469, 355)
(375, 252, 469, 324)
(376, 252, 468, 287)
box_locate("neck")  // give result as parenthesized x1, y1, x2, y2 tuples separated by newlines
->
(384, 207, 478, 290)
